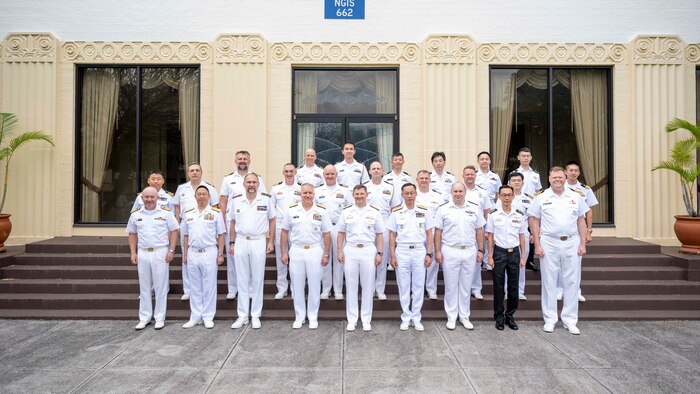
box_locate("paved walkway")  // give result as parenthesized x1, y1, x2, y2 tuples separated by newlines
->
(0, 319, 698, 393)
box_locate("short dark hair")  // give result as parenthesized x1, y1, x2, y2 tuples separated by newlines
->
(477, 151, 491, 160)
(392, 152, 404, 159)
(498, 185, 514, 194)
(416, 169, 431, 177)
(195, 185, 210, 194)
(508, 172, 524, 181)
(353, 184, 367, 193)
(148, 170, 163, 177)
(518, 147, 531, 154)
(235, 150, 250, 157)
(401, 183, 416, 192)
(343, 141, 356, 149)
(565, 160, 580, 169)
(431, 151, 446, 162)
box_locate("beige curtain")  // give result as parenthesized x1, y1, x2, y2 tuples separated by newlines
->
(81, 69, 120, 222)
(375, 72, 396, 169)
(491, 70, 517, 176)
(179, 69, 200, 166)
(571, 69, 608, 222)
(295, 72, 319, 165)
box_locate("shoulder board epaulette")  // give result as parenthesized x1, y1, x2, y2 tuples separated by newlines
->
(369, 205, 380, 211)
(446, 171, 453, 175)
(166, 190, 174, 196)
(432, 189, 442, 194)
(227, 171, 235, 176)
(160, 206, 171, 211)
(343, 204, 353, 210)
(261, 192, 271, 197)
(402, 171, 410, 175)
(383, 180, 392, 185)
(130, 207, 141, 213)
(211, 207, 221, 212)
(289, 203, 299, 208)
(533, 169, 539, 173)
(232, 193, 243, 199)
(439, 201, 449, 207)
(275, 181, 282, 185)
(476, 184, 485, 190)
(535, 190, 544, 196)
(524, 193, 534, 199)
(416, 204, 428, 210)
(136, 192, 143, 197)
(491, 208, 499, 214)
(392, 205, 403, 212)
(339, 183, 348, 188)
(467, 200, 478, 206)
(362, 180, 371, 185)
(516, 209, 525, 215)
(316, 204, 326, 209)
(185, 208, 195, 213)
(204, 181, 215, 187)
(582, 183, 591, 189)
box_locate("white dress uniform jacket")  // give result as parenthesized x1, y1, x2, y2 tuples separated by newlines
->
(296, 164, 325, 187)
(131, 188, 175, 212)
(270, 182, 302, 295)
(515, 166, 542, 196)
(475, 169, 502, 205)
(429, 171, 456, 196)
(335, 160, 369, 187)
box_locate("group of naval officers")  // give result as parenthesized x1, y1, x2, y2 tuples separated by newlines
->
(127, 142, 598, 335)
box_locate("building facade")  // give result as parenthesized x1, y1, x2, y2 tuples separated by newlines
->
(1, 1, 699, 245)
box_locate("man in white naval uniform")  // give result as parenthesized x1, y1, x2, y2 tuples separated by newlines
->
(127, 187, 179, 330)
(335, 141, 369, 187)
(529, 166, 589, 335)
(429, 151, 456, 196)
(496, 172, 533, 300)
(475, 151, 502, 270)
(131, 170, 175, 212)
(364, 161, 401, 300)
(337, 184, 385, 332)
(434, 182, 486, 330)
(315, 165, 352, 300)
(462, 165, 491, 300)
(219, 150, 266, 300)
(382, 152, 414, 201)
(181, 185, 226, 329)
(388, 183, 434, 331)
(514, 147, 542, 272)
(415, 170, 445, 300)
(228, 173, 276, 330)
(280, 183, 332, 329)
(270, 164, 302, 299)
(174, 163, 219, 301)
(556, 160, 598, 302)
(296, 148, 325, 187)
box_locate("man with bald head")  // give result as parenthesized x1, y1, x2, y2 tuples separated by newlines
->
(127, 187, 179, 331)
(297, 148, 325, 187)
(315, 164, 352, 299)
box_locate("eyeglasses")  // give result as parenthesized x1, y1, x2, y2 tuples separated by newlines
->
(499, 194, 514, 198)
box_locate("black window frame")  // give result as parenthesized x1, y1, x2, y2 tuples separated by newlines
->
(291, 67, 400, 167)
(488, 65, 615, 226)
(74, 64, 201, 226)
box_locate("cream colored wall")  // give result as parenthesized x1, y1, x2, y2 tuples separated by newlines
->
(0, 32, 697, 244)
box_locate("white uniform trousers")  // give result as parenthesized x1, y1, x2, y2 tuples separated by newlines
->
(555, 256, 583, 297)
(374, 230, 390, 294)
(186, 246, 218, 322)
(224, 229, 237, 296)
(505, 239, 528, 296)
(234, 237, 266, 319)
(425, 244, 439, 295)
(321, 224, 342, 295)
(137, 247, 169, 323)
(470, 257, 483, 295)
(274, 227, 290, 295)
(344, 244, 377, 324)
(540, 235, 581, 327)
(442, 245, 477, 322)
(395, 246, 426, 323)
(179, 232, 191, 295)
(289, 246, 323, 323)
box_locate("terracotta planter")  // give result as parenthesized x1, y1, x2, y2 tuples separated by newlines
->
(673, 215, 700, 254)
(0, 213, 11, 253)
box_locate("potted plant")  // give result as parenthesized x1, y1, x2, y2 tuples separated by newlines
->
(652, 118, 700, 254)
(0, 113, 55, 252)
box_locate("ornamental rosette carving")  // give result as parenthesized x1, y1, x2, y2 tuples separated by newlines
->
(269, 42, 420, 63)
(61, 41, 212, 62)
(685, 44, 700, 63)
(477, 43, 627, 64)
(633, 35, 683, 64)
(215, 34, 266, 63)
(2, 33, 56, 62)
(424, 35, 475, 64)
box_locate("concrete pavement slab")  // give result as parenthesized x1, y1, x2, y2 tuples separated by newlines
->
(343, 321, 458, 369)
(621, 321, 700, 367)
(0, 369, 95, 394)
(465, 368, 609, 394)
(74, 368, 218, 394)
(208, 369, 342, 393)
(586, 367, 700, 393)
(109, 322, 242, 368)
(0, 321, 142, 369)
(438, 322, 578, 369)
(0, 319, 63, 355)
(224, 321, 343, 369)
(344, 368, 474, 393)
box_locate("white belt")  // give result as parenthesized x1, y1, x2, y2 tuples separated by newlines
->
(139, 246, 166, 252)
(291, 244, 320, 249)
(191, 246, 216, 253)
(396, 243, 424, 249)
(347, 242, 373, 248)
(542, 234, 577, 241)
(443, 244, 474, 250)
(237, 235, 264, 240)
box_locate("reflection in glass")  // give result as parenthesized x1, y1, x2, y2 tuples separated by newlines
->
(295, 70, 396, 114)
(297, 122, 343, 168)
(348, 123, 393, 170)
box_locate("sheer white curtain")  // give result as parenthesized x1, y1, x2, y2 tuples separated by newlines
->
(491, 70, 517, 176)
(81, 69, 120, 222)
(571, 69, 608, 221)
(178, 69, 199, 167)
(375, 72, 395, 169)
(295, 72, 319, 166)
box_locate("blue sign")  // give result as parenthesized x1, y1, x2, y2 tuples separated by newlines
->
(325, 0, 365, 20)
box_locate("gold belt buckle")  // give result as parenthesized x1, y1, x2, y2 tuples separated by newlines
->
(356, 244, 364, 248)
(146, 247, 154, 252)
(246, 236, 252, 240)
(408, 245, 416, 249)
(507, 248, 514, 253)
(559, 236, 568, 241)
(303, 245, 310, 249)
(459, 246, 466, 250)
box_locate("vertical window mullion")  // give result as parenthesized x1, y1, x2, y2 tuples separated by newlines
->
(135, 67, 142, 192)
(547, 68, 554, 169)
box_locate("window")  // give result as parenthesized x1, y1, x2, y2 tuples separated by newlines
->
(75, 66, 200, 224)
(292, 68, 399, 169)
(490, 67, 613, 223)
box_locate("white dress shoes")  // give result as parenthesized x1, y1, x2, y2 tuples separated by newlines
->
(226, 293, 237, 300)
(251, 317, 261, 329)
(413, 321, 424, 331)
(182, 320, 202, 329)
(446, 320, 456, 330)
(461, 319, 474, 330)
(292, 320, 304, 329)
(346, 322, 356, 331)
(134, 321, 150, 330)
(543, 323, 555, 333)
(308, 321, 318, 330)
(274, 291, 286, 300)
(334, 293, 344, 301)
(564, 324, 580, 335)
(180, 294, 190, 301)
(204, 320, 214, 329)
(362, 322, 372, 331)
(400, 321, 410, 331)
(231, 318, 249, 329)
(154, 321, 165, 330)
(376, 292, 387, 301)
(320, 292, 329, 300)
(472, 292, 484, 300)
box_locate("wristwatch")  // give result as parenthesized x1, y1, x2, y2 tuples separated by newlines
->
(377, 251, 383, 256)
(323, 254, 330, 258)
(168, 249, 175, 253)
(426, 253, 433, 258)
(218, 253, 224, 257)
(229, 241, 235, 245)
(587, 228, 593, 233)
(478, 249, 484, 253)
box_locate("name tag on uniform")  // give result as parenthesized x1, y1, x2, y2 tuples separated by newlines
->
(335, 193, 344, 199)
(257, 206, 268, 211)
(354, 169, 362, 173)
(383, 189, 391, 195)
(154, 216, 166, 221)
(416, 212, 425, 218)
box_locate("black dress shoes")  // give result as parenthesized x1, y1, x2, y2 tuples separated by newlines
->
(495, 319, 504, 330)
(505, 318, 519, 330)
(526, 261, 540, 272)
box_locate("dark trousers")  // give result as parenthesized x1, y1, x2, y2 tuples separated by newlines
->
(492, 245, 520, 321)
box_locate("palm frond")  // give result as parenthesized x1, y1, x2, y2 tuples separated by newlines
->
(7, 132, 55, 153)
(666, 118, 700, 147)
(0, 113, 19, 148)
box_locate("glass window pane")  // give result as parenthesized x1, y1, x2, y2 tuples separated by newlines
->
(141, 67, 198, 195)
(294, 70, 397, 114)
(297, 122, 344, 167)
(348, 122, 393, 170)
(79, 67, 137, 223)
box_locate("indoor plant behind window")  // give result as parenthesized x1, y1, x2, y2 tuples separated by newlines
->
(0, 113, 55, 252)
(652, 118, 700, 254)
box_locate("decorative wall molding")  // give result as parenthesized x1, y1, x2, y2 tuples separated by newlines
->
(477, 42, 626, 64)
(215, 34, 266, 64)
(424, 35, 475, 64)
(685, 43, 700, 63)
(61, 41, 212, 63)
(2, 33, 57, 63)
(269, 42, 420, 64)
(633, 35, 683, 65)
